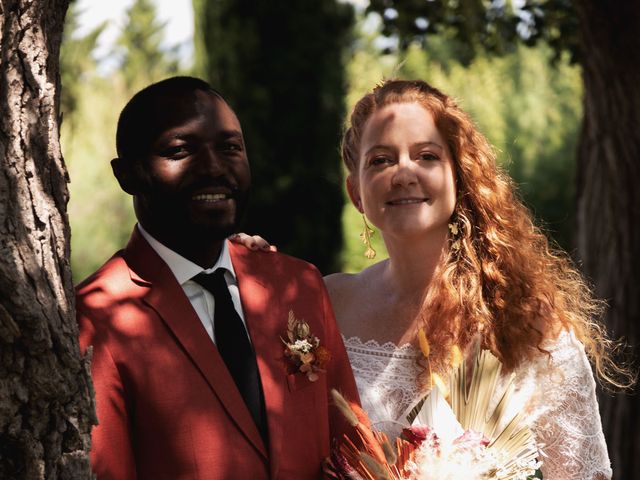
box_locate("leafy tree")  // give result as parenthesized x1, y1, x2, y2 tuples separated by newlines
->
(116, 0, 180, 93)
(367, 0, 640, 475)
(193, 0, 354, 273)
(368, 0, 580, 63)
(0, 0, 93, 477)
(59, 1, 107, 128)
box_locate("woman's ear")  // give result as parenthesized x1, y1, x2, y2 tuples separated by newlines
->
(346, 175, 363, 213)
(111, 157, 140, 195)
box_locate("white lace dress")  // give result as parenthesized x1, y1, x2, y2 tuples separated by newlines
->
(344, 330, 612, 479)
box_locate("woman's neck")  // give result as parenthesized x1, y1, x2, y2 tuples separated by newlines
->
(382, 228, 448, 298)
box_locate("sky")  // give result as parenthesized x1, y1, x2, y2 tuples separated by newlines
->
(75, 0, 194, 69)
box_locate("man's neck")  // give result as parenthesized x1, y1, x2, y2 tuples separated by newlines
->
(139, 223, 224, 269)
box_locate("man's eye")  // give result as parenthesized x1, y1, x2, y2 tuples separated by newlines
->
(159, 145, 190, 158)
(220, 142, 243, 153)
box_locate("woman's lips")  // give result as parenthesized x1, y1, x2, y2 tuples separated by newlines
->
(386, 197, 428, 205)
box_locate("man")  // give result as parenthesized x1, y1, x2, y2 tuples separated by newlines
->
(76, 76, 359, 479)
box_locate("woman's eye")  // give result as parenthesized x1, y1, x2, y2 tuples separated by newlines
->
(419, 152, 439, 161)
(370, 156, 390, 166)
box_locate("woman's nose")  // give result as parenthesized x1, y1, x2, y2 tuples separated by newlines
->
(391, 155, 418, 187)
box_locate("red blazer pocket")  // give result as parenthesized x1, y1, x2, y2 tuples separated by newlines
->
(286, 372, 320, 393)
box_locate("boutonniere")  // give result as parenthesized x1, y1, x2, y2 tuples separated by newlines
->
(282, 310, 331, 382)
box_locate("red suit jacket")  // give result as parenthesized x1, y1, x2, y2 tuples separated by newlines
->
(76, 229, 359, 479)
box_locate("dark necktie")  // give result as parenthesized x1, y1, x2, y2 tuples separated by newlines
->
(193, 269, 267, 442)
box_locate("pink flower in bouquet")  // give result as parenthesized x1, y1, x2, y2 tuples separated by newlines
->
(402, 425, 440, 452)
(453, 429, 490, 448)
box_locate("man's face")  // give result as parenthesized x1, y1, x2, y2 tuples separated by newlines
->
(130, 90, 251, 244)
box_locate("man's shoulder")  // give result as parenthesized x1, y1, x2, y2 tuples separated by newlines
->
(229, 242, 321, 278)
(75, 250, 133, 307)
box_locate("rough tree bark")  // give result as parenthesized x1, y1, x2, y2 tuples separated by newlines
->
(574, 1, 640, 477)
(0, 1, 95, 478)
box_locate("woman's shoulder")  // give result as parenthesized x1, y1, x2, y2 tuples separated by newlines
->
(323, 271, 356, 288)
(516, 328, 592, 385)
(323, 262, 387, 332)
(324, 261, 385, 301)
(323, 271, 360, 307)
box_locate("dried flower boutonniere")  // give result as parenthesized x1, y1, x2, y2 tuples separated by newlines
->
(282, 310, 331, 382)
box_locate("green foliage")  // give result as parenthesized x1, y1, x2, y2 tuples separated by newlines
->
(116, 0, 180, 92)
(194, 0, 355, 273)
(63, 77, 135, 282)
(366, 0, 581, 64)
(59, 2, 107, 128)
(340, 19, 582, 272)
(340, 194, 389, 273)
(61, 0, 188, 282)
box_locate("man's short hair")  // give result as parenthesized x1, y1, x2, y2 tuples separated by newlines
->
(116, 76, 225, 162)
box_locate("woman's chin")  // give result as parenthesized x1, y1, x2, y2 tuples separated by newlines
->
(383, 221, 449, 240)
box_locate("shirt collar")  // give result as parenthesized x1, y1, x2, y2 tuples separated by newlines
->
(137, 224, 236, 285)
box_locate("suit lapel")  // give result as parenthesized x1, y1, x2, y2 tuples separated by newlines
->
(123, 230, 267, 458)
(230, 243, 287, 479)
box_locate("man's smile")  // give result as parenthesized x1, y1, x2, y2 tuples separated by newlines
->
(192, 192, 232, 202)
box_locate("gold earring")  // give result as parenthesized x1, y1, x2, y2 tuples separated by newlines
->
(448, 217, 462, 251)
(360, 215, 376, 259)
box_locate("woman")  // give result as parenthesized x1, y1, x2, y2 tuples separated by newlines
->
(236, 79, 629, 479)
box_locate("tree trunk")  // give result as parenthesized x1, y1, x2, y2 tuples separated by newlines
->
(0, 1, 95, 478)
(574, 1, 640, 477)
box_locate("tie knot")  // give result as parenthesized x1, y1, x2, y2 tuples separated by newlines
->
(193, 269, 228, 293)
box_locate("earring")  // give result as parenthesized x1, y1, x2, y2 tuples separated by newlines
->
(360, 215, 376, 259)
(448, 216, 463, 251)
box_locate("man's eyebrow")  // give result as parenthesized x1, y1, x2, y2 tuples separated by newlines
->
(155, 129, 244, 142)
(156, 132, 194, 142)
(218, 130, 243, 139)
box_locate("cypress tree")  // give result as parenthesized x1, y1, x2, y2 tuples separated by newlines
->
(194, 0, 354, 273)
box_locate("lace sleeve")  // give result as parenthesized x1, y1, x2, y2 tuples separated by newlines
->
(518, 330, 612, 480)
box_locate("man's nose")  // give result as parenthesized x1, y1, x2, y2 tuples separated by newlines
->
(195, 144, 225, 176)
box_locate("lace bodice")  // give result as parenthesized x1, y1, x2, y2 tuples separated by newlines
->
(344, 337, 425, 438)
(344, 330, 612, 480)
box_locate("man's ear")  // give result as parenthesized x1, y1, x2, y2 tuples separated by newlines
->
(111, 157, 140, 195)
(346, 175, 363, 213)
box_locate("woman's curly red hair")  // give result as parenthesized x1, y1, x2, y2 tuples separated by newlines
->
(343, 79, 629, 387)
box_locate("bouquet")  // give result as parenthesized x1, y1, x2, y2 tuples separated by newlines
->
(328, 345, 542, 480)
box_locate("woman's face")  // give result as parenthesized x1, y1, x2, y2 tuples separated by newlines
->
(349, 102, 456, 242)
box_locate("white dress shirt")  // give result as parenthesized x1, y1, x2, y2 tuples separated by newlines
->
(137, 224, 249, 345)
